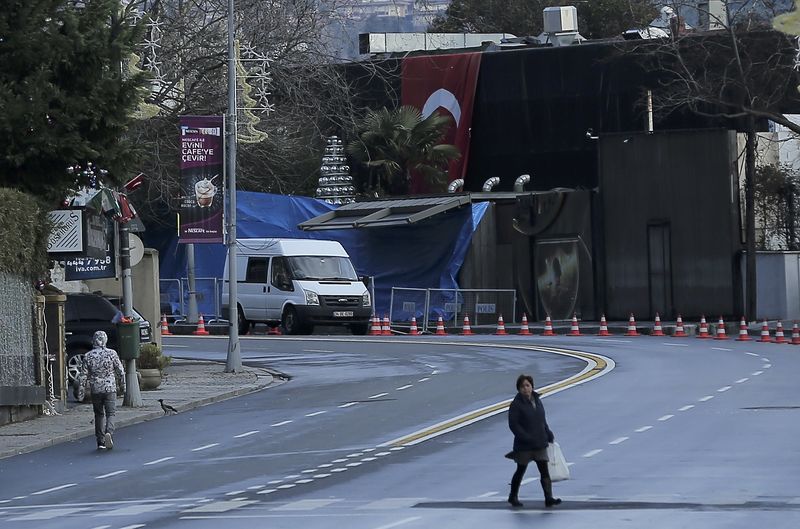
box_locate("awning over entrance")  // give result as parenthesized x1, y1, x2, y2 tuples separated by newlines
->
(298, 195, 472, 230)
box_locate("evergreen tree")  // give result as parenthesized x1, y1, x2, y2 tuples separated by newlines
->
(0, 1, 148, 201)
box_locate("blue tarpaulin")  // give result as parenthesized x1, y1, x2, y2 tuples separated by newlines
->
(150, 191, 488, 318)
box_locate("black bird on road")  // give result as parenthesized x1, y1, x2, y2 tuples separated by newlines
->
(158, 399, 178, 415)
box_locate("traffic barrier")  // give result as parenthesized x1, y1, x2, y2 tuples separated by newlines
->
(714, 316, 728, 340)
(409, 316, 420, 335)
(495, 315, 507, 335)
(735, 317, 751, 341)
(792, 322, 800, 345)
(568, 314, 582, 336)
(519, 313, 532, 335)
(435, 316, 447, 335)
(193, 314, 210, 335)
(674, 315, 687, 337)
(652, 313, 665, 336)
(461, 315, 473, 335)
(369, 315, 382, 336)
(759, 319, 771, 342)
(160, 314, 171, 335)
(542, 315, 555, 336)
(382, 314, 392, 336)
(625, 314, 639, 336)
(697, 315, 711, 339)
(597, 314, 610, 336)
(773, 321, 786, 343)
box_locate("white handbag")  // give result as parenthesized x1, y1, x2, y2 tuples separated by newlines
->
(547, 442, 570, 482)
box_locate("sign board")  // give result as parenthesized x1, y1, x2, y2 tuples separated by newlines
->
(179, 115, 225, 243)
(83, 210, 108, 259)
(129, 233, 145, 267)
(64, 219, 116, 280)
(402, 302, 416, 312)
(47, 209, 83, 253)
(475, 303, 497, 314)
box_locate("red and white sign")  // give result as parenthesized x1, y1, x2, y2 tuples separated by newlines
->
(402, 52, 482, 194)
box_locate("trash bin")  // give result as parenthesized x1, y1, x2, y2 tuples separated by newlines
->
(117, 321, 141, 360)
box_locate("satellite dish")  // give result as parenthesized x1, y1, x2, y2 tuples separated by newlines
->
(129, 233, 145, 267)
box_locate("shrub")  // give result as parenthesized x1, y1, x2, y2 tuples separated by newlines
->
(137, 343, 171, 371)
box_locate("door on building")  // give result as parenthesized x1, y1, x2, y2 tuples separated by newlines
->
(648, 222, 673, 318)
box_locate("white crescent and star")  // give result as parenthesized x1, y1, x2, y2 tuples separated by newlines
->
(422, 88, 462, 126)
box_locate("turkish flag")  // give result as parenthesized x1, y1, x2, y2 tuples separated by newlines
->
(402, 52, 482, 194)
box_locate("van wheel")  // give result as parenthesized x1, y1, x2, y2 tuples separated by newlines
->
(282, 307, 309, 335)
(237, 306, 249, 335)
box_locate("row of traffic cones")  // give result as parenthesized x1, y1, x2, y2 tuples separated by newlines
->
(160, 314, 209, 336)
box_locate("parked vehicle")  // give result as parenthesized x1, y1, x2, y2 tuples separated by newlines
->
(65, 293, 151, 388)
(221, 238, 372, 335)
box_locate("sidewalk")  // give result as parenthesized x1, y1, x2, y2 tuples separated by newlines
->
(0, 359, 276, 460)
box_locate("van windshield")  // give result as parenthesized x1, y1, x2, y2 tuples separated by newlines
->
(287, 256, 359, 281)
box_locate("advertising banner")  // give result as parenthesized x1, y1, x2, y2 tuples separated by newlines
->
(179, 116, 224, 243)
(64, 219, 116, 280)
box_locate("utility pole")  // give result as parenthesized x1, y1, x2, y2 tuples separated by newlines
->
(225, 0, 242, 372)
(120, 223, 143, 406)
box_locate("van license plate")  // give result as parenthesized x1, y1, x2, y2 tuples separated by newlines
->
(333, 311, 353, 317)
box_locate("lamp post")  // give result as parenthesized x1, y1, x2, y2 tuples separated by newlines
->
(225, 0, 242, 372)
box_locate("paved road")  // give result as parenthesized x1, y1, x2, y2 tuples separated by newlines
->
(1, 335, 798, 528)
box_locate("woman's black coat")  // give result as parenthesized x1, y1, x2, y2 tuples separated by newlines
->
(508, 392, 554, 452)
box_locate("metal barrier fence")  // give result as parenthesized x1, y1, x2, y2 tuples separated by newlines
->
(389, 287, 517, 332)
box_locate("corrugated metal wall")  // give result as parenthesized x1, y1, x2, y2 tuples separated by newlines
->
(599, 129, 744, 320)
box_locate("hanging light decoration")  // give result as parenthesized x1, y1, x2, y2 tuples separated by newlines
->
(315, 135, 355, 205)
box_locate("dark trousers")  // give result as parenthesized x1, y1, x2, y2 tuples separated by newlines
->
(510, 460, 552, 499)
(91, 391, 116, 445)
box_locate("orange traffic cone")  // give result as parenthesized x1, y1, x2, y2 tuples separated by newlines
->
(542, 315, 555, 336)
(773, 321, 786, 343)
(435, 316, 447, 335)
(193, 314, 210, 335)
(568, 314, 582, 336)
(160, 314, 171, 335)
(461, 315, 474, 335)
(714, 316, 728, 340)
(382, 314, 392, 336)
(267, 324, 282, 335)
(495, 315, 507, 335)
(673, 314, 687, 337)
(625, 313, 639, 336)
(759, 319, 771, 342)
(409, 316, 419, 335)
(735, 317, 751, 341)
(370, 315, 382, 335)
(791, 322, 800, 345)
(519, 314, 532, 335)
(697, 315, 711, 339)
(652, 313, 665, 336)
(597, 314, 610, 336)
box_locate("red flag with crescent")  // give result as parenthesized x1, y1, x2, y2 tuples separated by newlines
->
(402, 52, 482, 194)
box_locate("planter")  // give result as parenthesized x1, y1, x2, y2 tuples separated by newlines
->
(137, 368, 163, 391)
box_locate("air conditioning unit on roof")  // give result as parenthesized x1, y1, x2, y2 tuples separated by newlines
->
(543, 6, 578, 33)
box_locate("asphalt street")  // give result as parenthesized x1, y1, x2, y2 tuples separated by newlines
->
(0, 334, 798, 529)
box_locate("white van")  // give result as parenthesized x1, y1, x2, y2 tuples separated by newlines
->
(221, 238, 372, 335)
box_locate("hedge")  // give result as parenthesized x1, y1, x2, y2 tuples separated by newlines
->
(0, 188, 51, 280)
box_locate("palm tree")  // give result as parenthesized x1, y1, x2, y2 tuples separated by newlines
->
(347, 106, 461, 196)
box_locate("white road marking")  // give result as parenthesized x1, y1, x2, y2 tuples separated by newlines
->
(117, 525, 147, 529)
(735, 378, 749, 384)
(303, 349, 334, 353)
(256, 489, 277, 495)
(390, 446, 405, 451)
(95, 470, 127, 479)
(376, 451, 392, 456)
(10, 507, 86, 520)
(363, 448, 376, 452)
(318, 463, 333, 468)
(191, 443, 219, 452)
(583, 449, 603, 458)
(359, 498, 425, 510)
(31, 483, 77, 495)
(609, 437, 629, 445)
(144, 456, 174, 466)
(276, 484, 296, 489)
(272, 499, 339, 511)
(635, 426, 653, 433)
(396, 384, 413, 390)
(346, 462, 363, 467)
(301, 469, 316, 474)
(294, 479, 314, 484)
(182, 500, 258, 513)
(658, 414, 674, 421)
(332, 458, 348, 463)
(234, 430, 259, 438)
(339, 402, 357, 408)
(225, 490, 246, 496)
(271, 420, 292, 427)
(90, 525, 112, 529)
(331, 468, 348, 473)
(476, 492, 498, 498)
(418, 377, 430, 382)
(763, 364, 772, 368)
(247, 485, 265, 490)
(0, 500, 11, 504)
(717, 386, 732, 392)
(699, 396, 714, 402)
(284, 475, 300, 479)
(712, 347, 732, 351)
(372, 516, 422, 529)
(745, 352, 759, 356)
(361, 457, 377, 462)
(431, 370, 439, 375)
(104, 504, 166, 516)
(346, 453, 363, 457)
(599, 339, 631, 343)
(678, 405, 695, 411)
(662, 343, 689, 347)
(752, 370, 763, 376)
(761, 357, 770, 362)
(305, 411, 327, 417)
(369, 393, 388, 399)
(313, 473, 331, 478)
(521, 477, 537, 485)
(267, 480, 283, 485)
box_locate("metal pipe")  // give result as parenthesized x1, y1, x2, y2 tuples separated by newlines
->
(447, 179, 465, 193)
(482, 177, 500, 192)
(514, 174, 531, 192)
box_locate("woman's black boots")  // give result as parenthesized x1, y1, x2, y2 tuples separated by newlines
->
(508, 472, 524, 507)
(541, 477, 561, 507)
